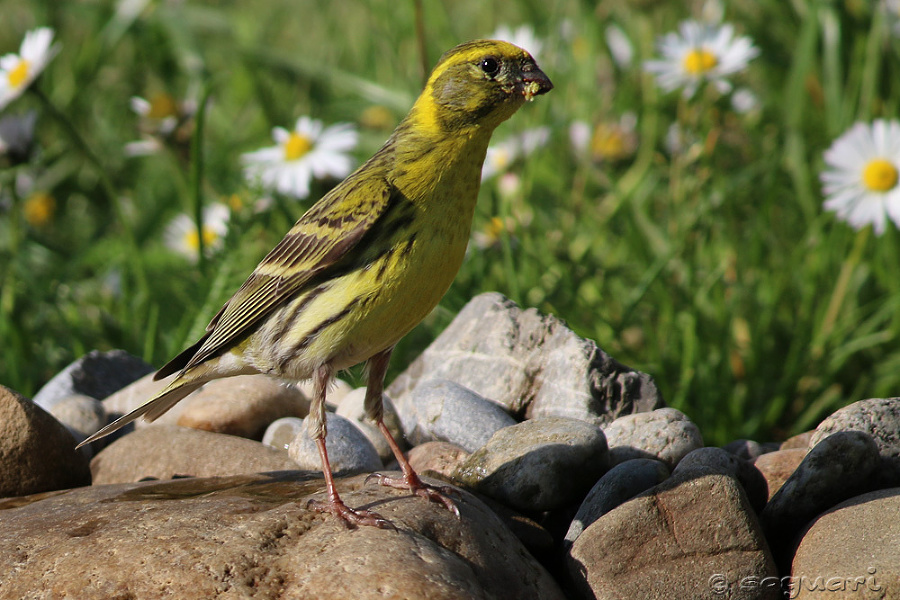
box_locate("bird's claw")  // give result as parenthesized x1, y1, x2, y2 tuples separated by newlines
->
(366, 472, 461, 517)
(307, 497, 396, 530)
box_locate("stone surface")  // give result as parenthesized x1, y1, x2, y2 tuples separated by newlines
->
(564, 458, 670, 549)
(335, 387, 405, 462)
(674, 447, 769, 512)
(176, 374, 310, 440)
(407, 441, 470, 480)
(33, 349, 155, 411)
(46, 393, 107, 440)
(810, 397, 900, 487)
(568, 471, 778, 600)
(387, 293, 663, 426)
(396, 379, 517, 452)
(603, 407, 704, 468)
(0, 472, 566, 600)
(761, 431, 881, 567)
(262, 417, 305, 451)
(722, 438, 778, 461)
(754, 448, 806, 501)
(99, 372, 173, 430)
(90, 424, 299, 485)
(781, 430, 814, 450)
(453, 416, 608, 512)
(790, 488, 900, 599)
(0, 386, 92, 497)
(288, 413, 382, 475)
(296, 376, 354, 410)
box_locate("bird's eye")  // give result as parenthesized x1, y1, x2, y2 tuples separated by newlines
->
(480, 56, 501, 76)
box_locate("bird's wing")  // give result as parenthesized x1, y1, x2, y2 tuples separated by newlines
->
(156, 176, 394, 378)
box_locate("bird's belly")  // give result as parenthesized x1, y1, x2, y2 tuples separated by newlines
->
(250, 225, 468, 377)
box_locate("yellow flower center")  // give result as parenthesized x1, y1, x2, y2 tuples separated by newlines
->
(184, 227, 220, 251)
(683, 48, 718, 75)
(147, 93, 178, 119)
(284, 132, 313, 161)
(23, 191, 56, 227)
(8, 59, 30, 89)
(862, 158, 899, 192)
(591, 126, 627, 161)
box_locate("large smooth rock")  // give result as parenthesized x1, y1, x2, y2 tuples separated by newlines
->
(335, 387, 405, 462)
(568, 471, 778, 600)
(761, 431, 881, 567)
(0, 473, 566, 599)
(176, 374, 310, 440)
(387, 293, 663, 426)
(33, 349, 154, 411)
(453, 416, 608, 512)
(396, 379, 517, 452)
(790, 488, 900, 599)
(288, 413, 382, 475)
(89, 424, 299, 484)
(0, 385, 91, 497)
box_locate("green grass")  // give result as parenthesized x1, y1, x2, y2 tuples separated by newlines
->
(2, 0, 899, 445)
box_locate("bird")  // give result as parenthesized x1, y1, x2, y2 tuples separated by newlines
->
(78, 39, 552, 528)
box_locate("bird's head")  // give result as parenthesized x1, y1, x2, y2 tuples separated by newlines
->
(414, 39, 553, 134)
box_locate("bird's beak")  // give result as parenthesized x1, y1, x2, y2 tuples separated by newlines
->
(519, 63, 553, 101)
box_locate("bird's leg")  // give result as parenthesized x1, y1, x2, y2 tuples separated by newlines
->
(306, 363, 393, 529)
(364, 348, 460, 517)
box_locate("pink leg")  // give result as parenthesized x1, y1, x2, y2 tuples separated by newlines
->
(306, 363, 393, 529)
(364, 348, 460, 517)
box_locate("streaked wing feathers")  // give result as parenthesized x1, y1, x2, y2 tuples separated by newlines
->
(173, 176, 394, 374)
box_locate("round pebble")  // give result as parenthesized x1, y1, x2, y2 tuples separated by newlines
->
(335, 387, 404, 462)
(262, 417, 304, 451)
(288, 413, 382, 475)
(603, 408, 703, 468)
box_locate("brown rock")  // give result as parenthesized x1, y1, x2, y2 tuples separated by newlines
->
(781, 431, 814, 450)
(0, 472, 565, 599)
(176, 374, 310, 439)
(754, 448, 806, 501)
(100, 372, 172, 424)
(90, 424, 299, 484)
(568, 471, 778, 600)
(407, 441, 470, 479)
(0, 385, 91, 497)
(791, 488, 900, 599)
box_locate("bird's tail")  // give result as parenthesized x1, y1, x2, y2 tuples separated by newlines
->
(75, 375, 207, 449)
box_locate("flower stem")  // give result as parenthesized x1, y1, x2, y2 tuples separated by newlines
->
(190, 83, 212, 272)
(812, 227, 870, 359)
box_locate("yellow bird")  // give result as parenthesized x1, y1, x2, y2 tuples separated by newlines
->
(79, 39, 552, 527)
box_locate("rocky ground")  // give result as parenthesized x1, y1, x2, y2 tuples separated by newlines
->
(1, 292, 898, 599)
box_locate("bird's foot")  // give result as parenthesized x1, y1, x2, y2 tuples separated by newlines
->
(307, 497, 395, 530)
(365, 471, 460, 517)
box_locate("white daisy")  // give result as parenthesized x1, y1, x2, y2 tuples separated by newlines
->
(163, 203, 230, 261)
(604, 24, 634, 68)
(481, 127, 550, 181)
(492, 24, 543, 62)
(242, 116, 358, 199)
(0, 27, 59, 110)
(643, 20, 759, 98)
(820, 120, 900, 235)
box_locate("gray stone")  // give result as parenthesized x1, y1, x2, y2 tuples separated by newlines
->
(387, 293, 663, 427)
(453, 416, 608, 512)
(761, 431, 881, 566)
(89, 424, 298, 485)
(674, 447, 769, 512)
(810, 397, 900, 487)
(262, 417, 304, 451)
(46, 393, 106, 440)
(176, 374, 309, 440)
(603, 407, 704, 468)
(564, 458, 669, 549)
(568, 471, 778, 600)
(0, 385, 92, 497)
(722, 438, 778, 461)
(335, 387, 405, 462)
(396, 379, 517, 452)
(33, 349, 154, 411)
(288, 413, 382, 475)
(790, 488, 900, 599)
(0, 472, 566, 600)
